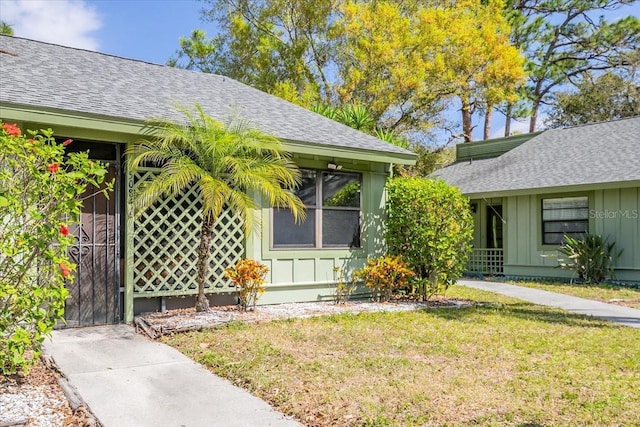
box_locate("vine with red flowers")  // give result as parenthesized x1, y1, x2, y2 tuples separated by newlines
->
(0, 123, 112, 374)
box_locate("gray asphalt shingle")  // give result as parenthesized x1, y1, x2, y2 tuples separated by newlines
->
(434, 116, 640, 195)
(0, 35, 414, 159)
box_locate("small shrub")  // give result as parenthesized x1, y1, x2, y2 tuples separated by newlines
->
(354, 256, 414, 302)
(0, 123, 110, 374)
(333, 266, 355, 304)
(386, 178, 473, 300)
(557, 233, 622, 283)
(225, 259, 269, 311)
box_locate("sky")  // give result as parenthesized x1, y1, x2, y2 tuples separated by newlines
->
(1, 0, 639, 142)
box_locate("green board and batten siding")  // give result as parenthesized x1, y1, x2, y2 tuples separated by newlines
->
(247, 160, 388, 304)
(472, 187, 640, 281)
(2, 109, 398, 322)
(437, 118, 640, 283)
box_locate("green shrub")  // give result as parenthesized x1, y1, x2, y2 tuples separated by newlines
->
(0, 123, 110, 374)
(354, 256, 414, 302)
(557, 233, 622, 283)
(385, 178, 473, 300)
(225, 259, 269, 311)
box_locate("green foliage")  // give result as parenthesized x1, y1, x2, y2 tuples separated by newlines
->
(557, 233, 622, 284)
(171, 0, 335, 101)
(354, 256, 414, 302)
(507, 0, 640, 132)
(173, 0, 526, 143)
(0, 123, 110, 374)
(398, 145, 455, 177)
(332, 266, 355, 304)
(324, 181, 360, 207)
(127, 104, 304, 312)
(385, 178, 473, 300)
(546, 72, 640, 128)
(225, 259, 270, 311)
(0, 21, 13, 36)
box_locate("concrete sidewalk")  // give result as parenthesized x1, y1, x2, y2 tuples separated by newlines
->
(459, 279, 640, 328)
(43, 325, 302, 427)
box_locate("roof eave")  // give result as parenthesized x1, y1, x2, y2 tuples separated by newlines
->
(461, 179, 640, 199)
(0, 102, 416, 165)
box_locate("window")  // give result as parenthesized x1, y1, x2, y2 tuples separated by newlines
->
(272, 169, 361, 249)
(541, 196, 589, 245)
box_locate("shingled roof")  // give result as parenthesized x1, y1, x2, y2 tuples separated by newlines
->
(434, 116, 640, 196)
(0, 35, 414, 161)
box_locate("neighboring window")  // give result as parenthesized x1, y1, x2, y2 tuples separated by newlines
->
(272, 170, 361, 249)
(541, 196, 589, 245)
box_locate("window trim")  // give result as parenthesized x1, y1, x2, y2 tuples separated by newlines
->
(270, 169, 363, 250)
(540, 195, 590, 246)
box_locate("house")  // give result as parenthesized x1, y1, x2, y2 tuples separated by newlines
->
(434, 117, 640, 283)
(0, 35, 416, 326)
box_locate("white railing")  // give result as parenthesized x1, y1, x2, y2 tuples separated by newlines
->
(467, 248, 504, 275)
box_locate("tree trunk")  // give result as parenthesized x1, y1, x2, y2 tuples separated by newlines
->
(195, 214, 214, 312)
(483, 105, 493, 140)
(461, 98, 473, 142)
(529, 100, 539, 133)
(504, 102, 512, 137)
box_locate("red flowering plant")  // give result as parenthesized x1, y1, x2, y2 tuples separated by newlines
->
(0, 122, 111, 374)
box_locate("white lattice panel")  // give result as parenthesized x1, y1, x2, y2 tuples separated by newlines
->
(132, 170, 244, 296)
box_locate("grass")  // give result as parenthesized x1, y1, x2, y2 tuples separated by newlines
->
(510, 280, 640, 309)
(163, 286, 640, 426)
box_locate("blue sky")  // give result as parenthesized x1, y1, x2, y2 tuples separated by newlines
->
(0, 0, 206, 64)
(1, 0, 639, 141)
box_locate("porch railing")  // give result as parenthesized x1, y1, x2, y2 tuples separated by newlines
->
(466, 248, 504, 275)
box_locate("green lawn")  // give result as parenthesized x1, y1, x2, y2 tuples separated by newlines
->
(163, 286, 640, 426)
(510, 280, 640, 309)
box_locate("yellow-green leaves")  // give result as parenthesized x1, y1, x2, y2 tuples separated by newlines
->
(337, 0, 526, 136)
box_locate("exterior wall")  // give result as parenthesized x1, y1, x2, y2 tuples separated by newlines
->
(1, 110, 400, 319)
(502, 188, 640, 282)
(247, 156, 389, 304)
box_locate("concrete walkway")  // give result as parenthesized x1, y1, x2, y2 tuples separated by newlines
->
(458, 279, 640, 328)
(43, 325, 302, 427)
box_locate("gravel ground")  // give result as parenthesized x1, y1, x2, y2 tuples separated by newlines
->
(136, 297, 477, 338)
(0, 357, 91, 427)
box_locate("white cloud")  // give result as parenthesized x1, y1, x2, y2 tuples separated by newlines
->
(0, 0, 102, 50)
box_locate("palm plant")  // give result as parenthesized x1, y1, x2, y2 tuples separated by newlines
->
(557, 233, 622, 283)
(127, 105, 305, 311)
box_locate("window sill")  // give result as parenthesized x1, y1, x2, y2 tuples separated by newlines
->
(261, 246, 366, 260)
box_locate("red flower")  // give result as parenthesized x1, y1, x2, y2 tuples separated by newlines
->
(60, 224, 69, 236)
(2, 123, 21, 136)
(47, 163, 59, 173)
(62, 138, 73, 146)
(27, 139, 35, 144)
(59, 263, 71, 278)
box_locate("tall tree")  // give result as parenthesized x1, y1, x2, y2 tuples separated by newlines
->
(337, 0, 526, 140)
(170, 0, 337, 103)
(546, 72, 640, 128)
(507, 0, 640, 133)
(172, 0, 525, 142)
(127, 105, 304, 311)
